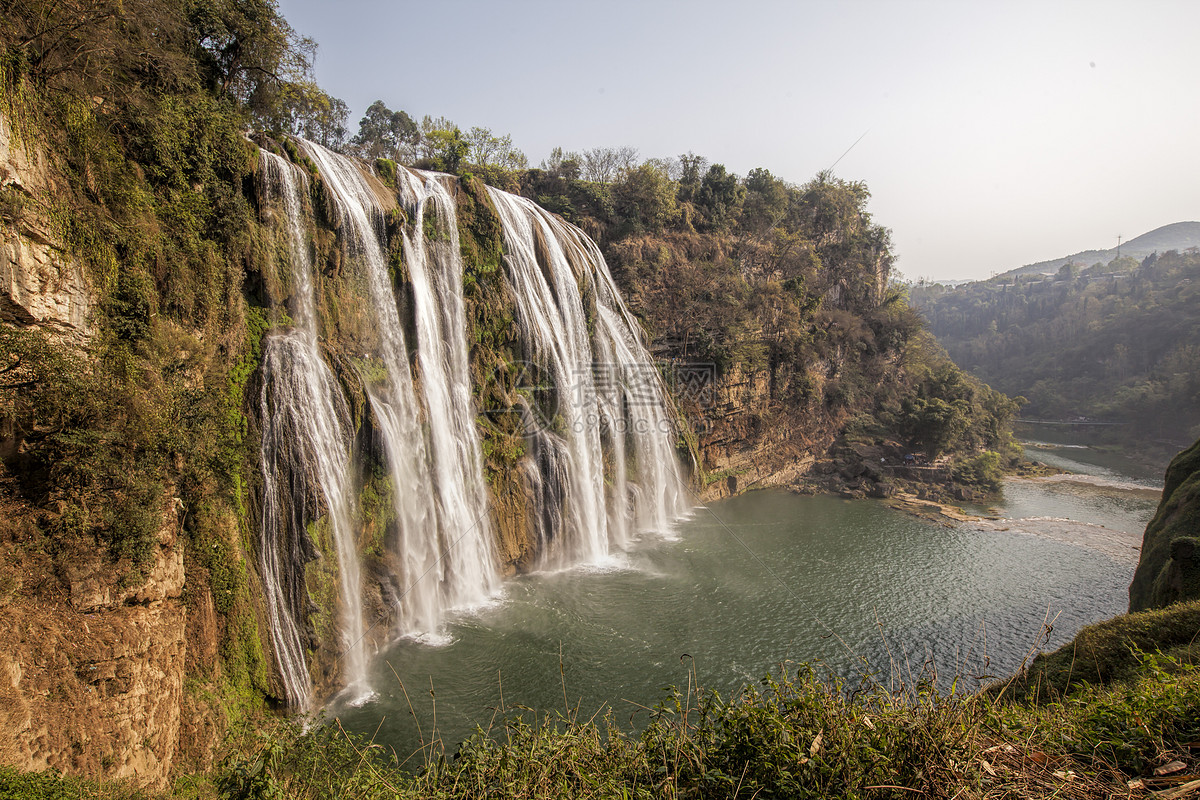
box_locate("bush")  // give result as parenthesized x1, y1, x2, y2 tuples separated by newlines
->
(951, 450, 1003, 490)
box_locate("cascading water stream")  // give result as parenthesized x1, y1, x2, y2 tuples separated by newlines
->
(486, 189, 690, 565)
(295, 139, 499, 636)
(486, 190, 608, 566)
(255, 139, 688, 708)
(393, 169, 499, 609)
(563, 221, 690, 536)
(258, 151, 370, 706)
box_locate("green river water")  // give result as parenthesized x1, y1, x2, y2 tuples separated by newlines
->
(332, 440, 1162, 759)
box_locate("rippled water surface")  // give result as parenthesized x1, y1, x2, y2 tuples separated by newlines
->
(334, 443, 1161, 757)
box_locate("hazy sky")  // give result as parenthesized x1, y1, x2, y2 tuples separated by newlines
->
(276, 0, 1199, 282)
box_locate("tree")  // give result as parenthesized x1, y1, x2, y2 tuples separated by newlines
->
(465, 126, 528, 170)
(189, 0, 312, 104)
(741, 167, 789, 235)
(417, 115, 457, 160)
(613, 163, 678, 233)
(350, 100, 417, 161)
(540, 147, 582, 179)
(901, 396, 970, 457)
(256, 79, 349, 148)
(695, 164, 744, 232)
(581, 146, 638, 183)
(677, 152, 708, 202)
(425, 127, 468, 173)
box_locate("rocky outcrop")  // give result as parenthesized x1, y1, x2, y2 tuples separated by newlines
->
(0, 495, 210, 789)
(0, 112, 93, 346)
(690, 362, 852, 501)
(0, 111, 208, 788)
(1129, 437, 1200, 611)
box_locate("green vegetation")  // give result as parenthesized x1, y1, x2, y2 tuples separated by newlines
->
(912, 249, 1200, 449)
(1003, 599, 1200, 701)
(0, 0, 345, 726)
(208, 640, 1200, 798)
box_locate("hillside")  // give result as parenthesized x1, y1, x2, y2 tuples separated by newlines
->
(912, 247, 1200, 455)
(996, 221, 1200, 279)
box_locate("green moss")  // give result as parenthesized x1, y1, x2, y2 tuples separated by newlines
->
(218, 599, 270, 721)
(304, 516, 340, 660)
(374, 157, 398, 189)
(1130, 436, 1200, 611)
(358, 466, 395, 559)
(455, 173, 506, 291)
(385, 208, 410, 289)
(223, 305, 272, 460)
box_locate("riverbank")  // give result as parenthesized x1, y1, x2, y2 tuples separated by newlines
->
(8, 604, 1198, 799)
(882, 475, 1153, 573)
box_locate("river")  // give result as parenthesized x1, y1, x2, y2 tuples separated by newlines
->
(331, 438, 1163, 760)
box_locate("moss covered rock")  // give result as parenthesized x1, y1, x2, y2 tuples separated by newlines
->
(1129, 437, 1200, 611)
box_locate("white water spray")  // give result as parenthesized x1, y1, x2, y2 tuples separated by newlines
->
(258, 151, 370, 706)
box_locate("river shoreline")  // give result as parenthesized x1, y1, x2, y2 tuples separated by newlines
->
(880, 471, 1155, 568)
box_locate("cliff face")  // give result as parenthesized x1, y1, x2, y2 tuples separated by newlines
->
(0, 97, 265, 785)
(0, 117, 220, 787)
(1129, 437, 1200, 612)
(0, 113, 92, 344)
(0, 496, 211, 787)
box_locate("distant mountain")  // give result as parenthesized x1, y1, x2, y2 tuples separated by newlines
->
(910, 245, 1200, 454)
(999, 221, 1200, 280)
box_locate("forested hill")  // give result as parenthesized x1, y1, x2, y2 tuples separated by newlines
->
(911, 247, 1200, 452)
(994, 221, 1200, 279)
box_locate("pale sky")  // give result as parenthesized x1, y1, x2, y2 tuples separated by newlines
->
(276, 0, 1200, 282)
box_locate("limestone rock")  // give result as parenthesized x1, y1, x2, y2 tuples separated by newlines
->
(0, 112, 93, 346)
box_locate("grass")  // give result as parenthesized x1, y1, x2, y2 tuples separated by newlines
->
(199, 651, 1200, 800)
(997, 599, 1200, 702)
(3, 613, 1198, 799)
(202, 601, 1200, 800)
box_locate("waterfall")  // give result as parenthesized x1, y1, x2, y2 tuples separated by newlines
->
(393, 169, 499, 609)
(258, 151, 370, 706)
(486, 189, 689, 565)
(295, 141, 499, 636)
(255, 138, 688, 708)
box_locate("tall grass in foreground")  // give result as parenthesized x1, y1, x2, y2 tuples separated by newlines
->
(210, 651, 1200, 800)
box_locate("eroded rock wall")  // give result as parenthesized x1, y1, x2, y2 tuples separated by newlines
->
(0, 496, 216, 789)
(0, 113, 92, 345)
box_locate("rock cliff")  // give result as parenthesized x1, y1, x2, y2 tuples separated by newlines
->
(0, 491, 226, 789)
(0, 113, 92, 345)
(1129, 436, 1200, 611)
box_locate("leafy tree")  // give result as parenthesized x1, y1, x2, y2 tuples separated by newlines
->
(425, 126, 469, 173)
(189, 0, 310, 103)
(255, 79, 348, 147)
(741, 167, 789, 235)
(677, 151, 708, 202)
(350, 100, 417, 161)
(465, 126, 527, 170)
(612, 163, 678, 233)
(900, 396, 970, 458)
(540, 146, 582, 179)
(695, 164, 744, 232)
